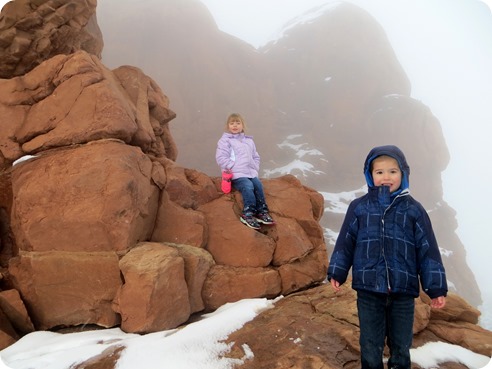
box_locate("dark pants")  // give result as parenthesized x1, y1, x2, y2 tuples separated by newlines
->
(232, 177, 268, 214)
(357, 290, 415, 369)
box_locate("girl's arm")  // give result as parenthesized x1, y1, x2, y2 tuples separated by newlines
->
(250, 140, 260, 171)
(216, 138, 234, 170)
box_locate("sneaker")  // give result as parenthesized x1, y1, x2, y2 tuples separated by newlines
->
(240, 213, 261, 230)
(255, 212, 275, 225)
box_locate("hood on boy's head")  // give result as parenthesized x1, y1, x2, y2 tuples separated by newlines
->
(363, 145, 410, 190)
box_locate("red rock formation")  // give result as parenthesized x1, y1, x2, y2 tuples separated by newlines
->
(0, 50, 176, 166)
(0, 45, 328, 348)
(224, 284, 492, 369)
(113, 243, 192, 333)
(0, 0, 102, 78)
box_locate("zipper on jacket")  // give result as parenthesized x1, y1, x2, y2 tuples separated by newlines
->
(380, 190, 411, 293)
(381, 192, 405, 293)
(381, 216, 391, 292)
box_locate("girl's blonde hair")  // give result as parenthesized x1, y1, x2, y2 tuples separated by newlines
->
(225, 113, 247, 132)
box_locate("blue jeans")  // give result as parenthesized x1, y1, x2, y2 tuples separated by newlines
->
(357, 290, 414, 369)
(232, 177, 269, 214)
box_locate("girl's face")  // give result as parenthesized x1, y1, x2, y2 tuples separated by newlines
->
(371, 156, 402, 193)
(228, 118, 244, 134)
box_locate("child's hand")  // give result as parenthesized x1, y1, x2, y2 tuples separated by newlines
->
(330, 278, 341, 292)
(430, 296, 446, 309)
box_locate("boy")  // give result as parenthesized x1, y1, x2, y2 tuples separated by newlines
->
(327, 145, 447, 369)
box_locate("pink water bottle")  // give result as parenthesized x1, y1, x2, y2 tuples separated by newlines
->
(221, 170, 233, 193)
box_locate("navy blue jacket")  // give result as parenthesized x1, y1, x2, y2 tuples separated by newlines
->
(327, 145, 448, 299)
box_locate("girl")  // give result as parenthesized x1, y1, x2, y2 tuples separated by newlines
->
(215, 113, 275, 229)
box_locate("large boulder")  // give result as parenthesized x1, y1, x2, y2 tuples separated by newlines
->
(202, 265, 282, 311)
(224, 283, 492, 369)
(9, 250, 122, 330)
(113, 241, 215, 333)
(200, 196, 276, 268)
(10, 140, 159, 253)
(114, 243, 191, 333)
(0, 50, 177, 168)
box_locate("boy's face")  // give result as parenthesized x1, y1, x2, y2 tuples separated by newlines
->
(228, 118, 244, 134)
(371, 156, 402, 193)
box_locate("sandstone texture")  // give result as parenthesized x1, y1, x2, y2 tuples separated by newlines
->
(0, 0, 102, 78)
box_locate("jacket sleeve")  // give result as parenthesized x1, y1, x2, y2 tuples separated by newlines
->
(415, 206, 448, 299)
(216, 137, 234, 171)
(327, 199, 359, 285)
(251, 140, 260, 172)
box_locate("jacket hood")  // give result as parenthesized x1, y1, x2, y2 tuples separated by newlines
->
(363, 145, 410, 191)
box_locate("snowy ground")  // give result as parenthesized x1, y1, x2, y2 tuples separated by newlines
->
(0, 298, 490, 369)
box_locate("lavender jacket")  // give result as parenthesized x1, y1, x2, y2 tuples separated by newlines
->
(215, 132, 260, 180)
